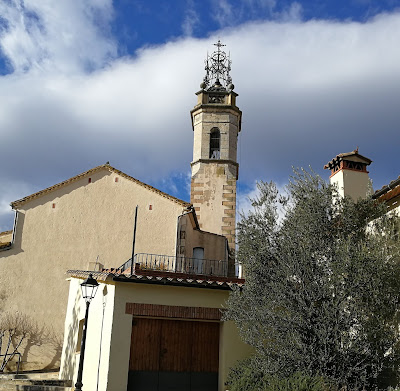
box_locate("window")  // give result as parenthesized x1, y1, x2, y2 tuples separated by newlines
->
(209, 128, 220, 159)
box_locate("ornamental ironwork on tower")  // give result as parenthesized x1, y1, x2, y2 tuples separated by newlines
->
(201, 40, 234, 92)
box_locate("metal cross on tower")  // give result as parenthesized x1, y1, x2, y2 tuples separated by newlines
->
(202, 40, 233, 90)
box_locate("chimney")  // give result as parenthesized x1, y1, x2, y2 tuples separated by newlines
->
(324, 148, 372, 200)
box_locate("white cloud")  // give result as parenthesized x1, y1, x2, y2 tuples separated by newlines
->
(0, 0, 117, 74)
(212, 0, 303, 25)
(182, 0, 200, 36)
(280, 2, 303, 21)
(237, 181, 260, 218)
(212, 0, 234, 27)
(246, 0, 277, 12)
(237, 181, 287, 221)
(1, 6, 400, 230)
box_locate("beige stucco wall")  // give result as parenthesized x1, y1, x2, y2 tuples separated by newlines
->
(330, 169, 371, 200)
(0, 168, 186, 370)
(178, 213, 228, 262)
(61, 277, 252, 391)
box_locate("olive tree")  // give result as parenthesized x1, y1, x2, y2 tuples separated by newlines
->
(226, 170, 400, 390)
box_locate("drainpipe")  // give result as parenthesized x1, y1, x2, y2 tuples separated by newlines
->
(130, 206, 138, 277)
(11, 210, 18, 245)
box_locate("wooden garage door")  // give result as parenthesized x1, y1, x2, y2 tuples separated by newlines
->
(127, 318, 219, 391)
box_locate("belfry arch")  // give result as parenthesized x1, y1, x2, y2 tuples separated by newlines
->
(209, 128, 220, 159)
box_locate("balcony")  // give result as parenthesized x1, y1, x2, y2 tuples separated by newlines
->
(117, 253, 229, 278)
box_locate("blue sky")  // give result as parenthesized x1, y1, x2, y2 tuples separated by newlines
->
(0, 0, 400, 230)
(111, 0, 400, 51)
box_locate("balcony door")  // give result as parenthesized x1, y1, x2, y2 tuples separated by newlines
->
(193, 247, 204, 274)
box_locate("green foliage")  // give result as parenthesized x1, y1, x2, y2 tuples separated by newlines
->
(226, 358, 264, 391)
(264, 373, 334, 391)
(226, 169, 400, 390)
(226, 358, 336, 391)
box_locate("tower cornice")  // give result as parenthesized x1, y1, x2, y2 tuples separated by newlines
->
(191, 104, 242, 113)
(190, 105, 242, 132)
(191, 159, 239, 168)
(195, 89, 238, 97)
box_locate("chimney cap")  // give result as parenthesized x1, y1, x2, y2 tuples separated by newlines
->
(324, 149, 372, 170)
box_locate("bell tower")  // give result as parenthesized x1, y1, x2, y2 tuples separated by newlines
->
(190, 41, 242, 250)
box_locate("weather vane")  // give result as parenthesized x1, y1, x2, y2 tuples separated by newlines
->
(201, 40, 233, 91)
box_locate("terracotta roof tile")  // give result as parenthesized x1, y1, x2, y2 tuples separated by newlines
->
(67, 269, 244, 290)
(324, 149, 372, 170)
(373, 175, 400, 201)
(67, 270, 114, 283)
(11, 164, 191, 209)
(377, 185, 400, 203)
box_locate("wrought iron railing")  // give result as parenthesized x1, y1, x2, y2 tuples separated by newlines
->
(117, 253, 228, 277)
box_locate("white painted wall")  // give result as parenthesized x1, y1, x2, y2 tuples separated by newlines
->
(60, 277, 253, 391)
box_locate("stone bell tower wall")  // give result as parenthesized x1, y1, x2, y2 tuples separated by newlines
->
(190, 94, 241, 251)
(191, 162, 237, 248)
(192, 110, 240, 162)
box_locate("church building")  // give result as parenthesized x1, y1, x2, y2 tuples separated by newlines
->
(0, 41, 252, 391)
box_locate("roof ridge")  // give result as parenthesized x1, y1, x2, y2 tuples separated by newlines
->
(11, 164, 191, 209)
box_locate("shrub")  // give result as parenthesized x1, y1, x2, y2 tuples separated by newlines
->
(226, 358, 337, 391)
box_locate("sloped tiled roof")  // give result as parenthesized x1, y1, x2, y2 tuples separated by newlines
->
(67, 270, 115, 283)
(11, 164, 191, 209)
(67, 269, 245, 290)
(373, 175, 400, 202)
